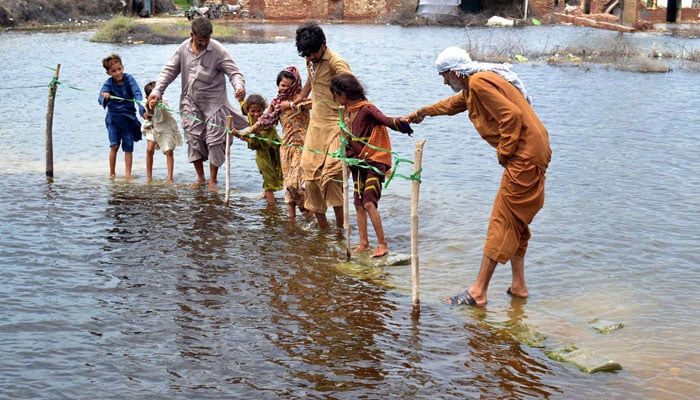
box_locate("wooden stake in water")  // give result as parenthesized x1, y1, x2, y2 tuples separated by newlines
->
(224, 115, 233, 206)
(411, 140, 426, 312)
(45, 64, 61, 179)
(341, 131, 351, 260)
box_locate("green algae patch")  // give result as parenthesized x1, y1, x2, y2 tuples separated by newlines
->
(333, 253, 410, 287)
(588, 318, 624, 334)
(546, 345, 623, 373)
(502, 321, 548, 347)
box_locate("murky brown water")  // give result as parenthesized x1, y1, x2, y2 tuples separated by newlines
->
(1, 24, 699, 399)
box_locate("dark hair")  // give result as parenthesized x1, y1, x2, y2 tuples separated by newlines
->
(330, 73, 366, 101)
(276, 70, 296, 86)
(295, 22, 325, 57)
(144, 81, 156, 97)
(101, 53, 122, 71)
(243, 94, 267, 115)
(191, 16, 213, 36)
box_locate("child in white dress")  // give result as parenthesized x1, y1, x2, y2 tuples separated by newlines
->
(142, 81, 183, 184)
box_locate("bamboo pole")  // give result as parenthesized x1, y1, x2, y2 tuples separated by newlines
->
(342, 151, 351, 260)
(411, 140, 426, 312)
(339, 106, 351, 260)
(224, 115, 233, 206)
(45, 64, 61, 179)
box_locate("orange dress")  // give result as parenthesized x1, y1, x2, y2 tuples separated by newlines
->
(279, 106, 310, 206)
(423, 71, 552, 263)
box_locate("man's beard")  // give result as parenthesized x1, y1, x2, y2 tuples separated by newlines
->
(448, 76, 464, 93)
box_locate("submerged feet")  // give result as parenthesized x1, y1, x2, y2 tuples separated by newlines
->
(443, 290, 478, 306)
(444, 288, 524, 307)
(353, 243, 388, 258)
(353, 243, 371, 253)
(370, 243, 388, 258)
(506, 287, 529, 299)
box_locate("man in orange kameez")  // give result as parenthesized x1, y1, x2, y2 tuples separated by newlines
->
(407, 47, 552, 306)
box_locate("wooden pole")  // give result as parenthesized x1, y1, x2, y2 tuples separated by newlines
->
(224, 115, 233, 206)
(342, 148, 351, 260)
(338, 106, 351, 260)
(411, 140, 426, 312)
(45, 64, 60, 180)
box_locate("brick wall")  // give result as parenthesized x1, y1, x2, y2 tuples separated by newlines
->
(528, 0, 557, 16)
(245, 0, 407, 21)
(637, 2, 700, 22)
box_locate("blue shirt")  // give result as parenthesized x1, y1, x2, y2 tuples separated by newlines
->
(98, 73, 145, 117)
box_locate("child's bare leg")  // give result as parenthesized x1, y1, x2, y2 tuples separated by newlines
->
(332, 205, 344, 231)
(124, 151, 133, 180)
(366, 203, 388, 258)
(190, 160, 206, 188)
(298, 201, 313, 219)
(315, 212, 330, 231)
(264, 190, 276, 207)
(207, 164, 219, 192)
(353, 205, 371, 252)
(165, 149, 174, 184)
(109, 145, 118, 179)
(145, 141, 155, 183)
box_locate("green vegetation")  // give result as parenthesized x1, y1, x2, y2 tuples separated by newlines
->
(173, 0, 191, 8)
(140, 19, 241, 40)
(90, 15, 243, 44)
(90, 15, 136, 43)
(212, 23, 240, 38)
(148, 19, 191, 38)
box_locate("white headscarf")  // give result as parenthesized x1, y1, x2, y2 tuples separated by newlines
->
(435, 47, 532, 104)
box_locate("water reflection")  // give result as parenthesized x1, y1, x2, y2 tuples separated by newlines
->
(267, 242, 393, 393)
(1, 25, 699, 399)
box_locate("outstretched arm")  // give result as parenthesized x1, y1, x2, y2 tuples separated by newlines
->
(404, 92, 468, 123)
(367, 105, 413, 136)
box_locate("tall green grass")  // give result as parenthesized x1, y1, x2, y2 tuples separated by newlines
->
(90, 15, 136, 43)
(173, 0, 192, 8)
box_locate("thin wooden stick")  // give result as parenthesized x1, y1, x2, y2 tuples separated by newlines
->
(224, 115, 233, 206)
(45, 64, 61, 179)
(339, 106, 351, 260)
(342, 154, 351, 260)
(411, 140, 426, 312)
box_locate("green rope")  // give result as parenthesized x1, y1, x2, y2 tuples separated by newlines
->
(51, 75, 423, 185)
(337, 107, 419, 187)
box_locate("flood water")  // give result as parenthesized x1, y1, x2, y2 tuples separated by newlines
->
(1, 24, 699, 399)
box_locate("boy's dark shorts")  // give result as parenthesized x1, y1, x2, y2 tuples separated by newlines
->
(107, 114, 142, 152)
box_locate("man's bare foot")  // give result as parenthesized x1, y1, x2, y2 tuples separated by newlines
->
(110, 174, 116, 180)
(145, 178, 152, 184)
(166, 179, 173, 185)
(207, 181, 218, 192)
(506, 287, 529, 298)
(125, 175, 133, 181)
(190, 180, 205, 189)
(370, 243, 388, 258)
(353, 244, 371, 253)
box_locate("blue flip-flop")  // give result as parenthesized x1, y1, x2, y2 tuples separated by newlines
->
(444, 290, 477, 306)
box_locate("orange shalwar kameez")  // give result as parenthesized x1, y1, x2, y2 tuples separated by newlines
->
(422, 71, 552, 263)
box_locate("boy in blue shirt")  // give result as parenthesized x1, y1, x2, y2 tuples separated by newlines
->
(99, 54, 145, 179)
